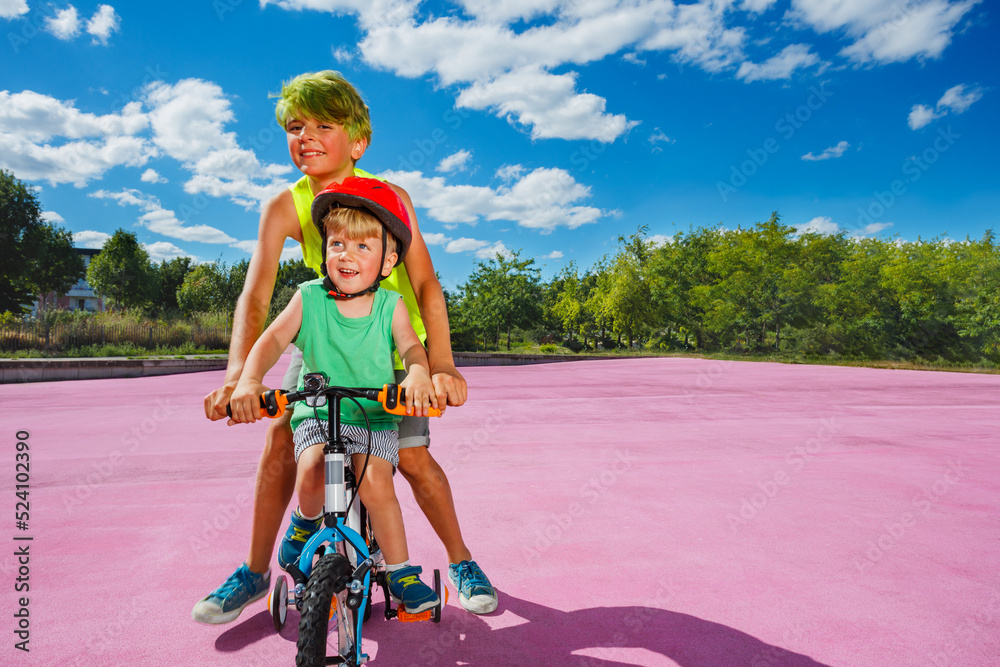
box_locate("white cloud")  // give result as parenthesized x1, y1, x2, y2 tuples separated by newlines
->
(437, 150, 472, 173)
(89, 188, 243, 246)
(908, 103, 938, 130)
(496, 164, 525, 182)
(796, 216, 840, 235)
(144, 241, 193, 263)
(457, 66, 639, 142)
(260, 0, 420, 28)
(736, 43, 820, 82)
(381, 166, 607, 232)
(0, 0, 28, 19)
(741, 0, 777, 13)
(144, 79, 293, 207)
(859, 222, 892, 235)
(45, 6, 81, 40)
(264, 0, 975, 145)
(279, 243, 303, 262)
(475, 241, 513, 259)
(648, 127, 675, 149)
(356, 1, 749, 142)
(937, 83, 983, 113)
(788, 0, 980, 64)
(422, 232, 451, 246)
(41, 211, 65, 223)
(908, 83, 984, 130)
(0, 90, 153, 186)
(86, 5, 121, 45)
(545, 250, 564, 259)
(445, 237, 489, 254)
(801, 140, 850, 161)
(73, 230, 111, 248)
(332, 45, 353, 62)
(453, 0, 561, 24)
(141, 168, 167, 184)
(649, 234, 673, 246)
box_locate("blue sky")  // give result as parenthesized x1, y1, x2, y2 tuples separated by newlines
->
(1, 0, 996, 290)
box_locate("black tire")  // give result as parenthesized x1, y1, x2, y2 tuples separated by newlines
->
(433, 569, 443, 623)
(296, 553, 356, 667)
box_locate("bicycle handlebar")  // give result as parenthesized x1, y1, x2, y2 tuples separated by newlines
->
(226, 383, 443, 420)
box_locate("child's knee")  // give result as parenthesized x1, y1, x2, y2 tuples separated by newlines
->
(359, 468, 397, 502)
(297, 448, 325, 492)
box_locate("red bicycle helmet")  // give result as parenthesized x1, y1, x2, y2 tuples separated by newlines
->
(311, 176, 412, 265)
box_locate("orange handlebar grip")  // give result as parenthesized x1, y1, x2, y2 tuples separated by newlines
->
(259, 390, 289, 418)
(377, 384, 443, 418)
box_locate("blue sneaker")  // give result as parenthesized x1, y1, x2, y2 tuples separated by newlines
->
(448, 560, 497, 614)
(191, 563, 270, 624)
(278, 509, 323, 571)
(387, 565, 440, 614)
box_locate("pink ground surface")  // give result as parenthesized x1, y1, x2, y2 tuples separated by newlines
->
(1, 357, 998, 666)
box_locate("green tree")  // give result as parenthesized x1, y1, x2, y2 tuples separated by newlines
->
(949, 231, 1000, 358)
(177, 258, 250, 316)
(880, 237, 966, 359)
(551, 262, 584, 344)
(603, 229, 654, 348)
(86, 229, 156, 311)
(269, 259, 318, 319)
(695, 213, 798, 350)
(25, 222, 86, 314)
(152, 256, 194, 315)
(0, 169, 45, 313)
(177, 264, 224, 315)
(458, 250, 542, 350)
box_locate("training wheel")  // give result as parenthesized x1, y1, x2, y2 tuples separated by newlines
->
(269, 574, 288, 632)
(433, 568, 447, 623)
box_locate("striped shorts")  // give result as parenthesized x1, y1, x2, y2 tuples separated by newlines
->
(293, 418, 399, 472)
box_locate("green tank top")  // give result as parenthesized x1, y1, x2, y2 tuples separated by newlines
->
(290, 279, 400, 432)
(290, 171, 427, 370)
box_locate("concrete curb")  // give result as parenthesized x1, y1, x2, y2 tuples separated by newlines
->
(0, 356, 228, 383)
(0, 351, 633, 383)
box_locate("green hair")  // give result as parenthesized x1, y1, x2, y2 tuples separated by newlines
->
(273, 71, 372, 144)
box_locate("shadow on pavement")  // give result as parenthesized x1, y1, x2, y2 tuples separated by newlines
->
(219, 592, 833, 666)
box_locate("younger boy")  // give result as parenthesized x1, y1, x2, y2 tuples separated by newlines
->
(228, 177, 440, 612)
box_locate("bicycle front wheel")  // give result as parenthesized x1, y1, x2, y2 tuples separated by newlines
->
(296, 553, 358, 667)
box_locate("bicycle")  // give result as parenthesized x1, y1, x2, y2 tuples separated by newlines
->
(236, 372, 446, 666)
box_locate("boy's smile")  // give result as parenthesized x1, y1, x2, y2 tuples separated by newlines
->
(286, 117, 366, 183)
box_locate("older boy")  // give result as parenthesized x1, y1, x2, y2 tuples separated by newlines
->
(192, 71, 496, 625)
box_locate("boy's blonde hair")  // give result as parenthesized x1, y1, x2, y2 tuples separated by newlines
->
(322, 208, 399, 257)
(274, 71, 373, 145)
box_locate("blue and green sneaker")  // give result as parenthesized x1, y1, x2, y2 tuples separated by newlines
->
(191, 563, 270, 625)
(448, 560, 497, 614)
(278, 509, 323, 571)
(387, 565, 440, 614)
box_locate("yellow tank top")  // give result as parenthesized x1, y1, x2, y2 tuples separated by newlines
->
(289, 171, 427, 368)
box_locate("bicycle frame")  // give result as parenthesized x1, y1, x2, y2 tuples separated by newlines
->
(245, 377, 443, 665)
(294, 391, 374, 665)
(286, 385, 381, 666)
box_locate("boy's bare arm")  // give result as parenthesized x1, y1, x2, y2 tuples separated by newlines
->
(391, 298, 437, 417)
(229, 291, 303, 425)
(388, 184, 468, 408)
(204, 190, 303, 420)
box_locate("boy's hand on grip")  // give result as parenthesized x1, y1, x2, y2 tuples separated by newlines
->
(227, 380, 268, 425)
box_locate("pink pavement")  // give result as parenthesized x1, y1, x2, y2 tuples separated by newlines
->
(1, 357, 998, 666)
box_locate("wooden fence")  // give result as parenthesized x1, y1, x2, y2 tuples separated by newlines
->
(0, 321, 230, 353)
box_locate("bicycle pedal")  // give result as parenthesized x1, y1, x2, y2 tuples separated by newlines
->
(396, 609, 433, 623)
